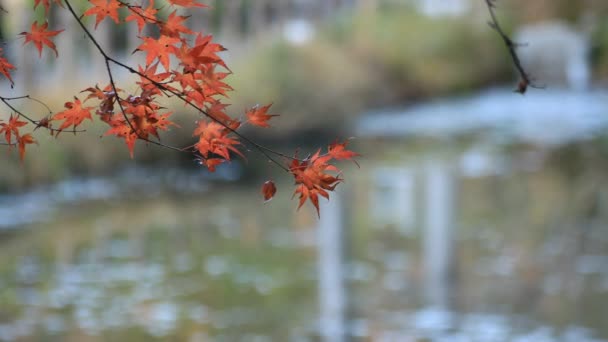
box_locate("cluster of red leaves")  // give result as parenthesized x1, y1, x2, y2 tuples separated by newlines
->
(287, 141, 358, 216)
(0, 48, 15, 87)
(0, 0, 358, 216)
(0, 115, 36, 160)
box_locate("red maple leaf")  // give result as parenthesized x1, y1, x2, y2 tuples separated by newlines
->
(33, 0, 63, 15)
(52, 97, 94, 131)
(246, 103, 278, 128)
(289, 150, 342, 216)
(135, 35, 180, 71)
(20, 21, 64, 57)
(328, 140, 360, 162)
(0, 114, 27, 145)
(165, 0, 207, 8)
(104, 119, 138, 157)
(83, 0, 123, 29)
(160, 10, 194, 38)
(0, 48, 16, 86)
(17, 133, 36, 161)
(262, 180, 277, 202)
(193, 120, 242, 161)
(125, 0, 158, 33)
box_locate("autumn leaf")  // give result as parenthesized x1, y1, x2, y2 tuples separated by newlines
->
(135, 35, 180, 71)
(328, 140, 360, 163)
(197, 157, 224, 172)
(262, 180, 277, 202)
(83, 0, 123, 29)
(246, 103, 278, 128)
(125, 0, 158, 33)
(105, 120, 138, 157)
(34, 0, 63, 15)
(17, 133, 36, 161)
(160, 10, 194, 38)
(53, 97, 94, 131)
(20, 21, 64, 57)
(0, 48, 16, 86)
(290, 150, 343, 216)
(193, 120, 243, 160)
(0, 114, 27, 145)
(165, 0, 207, 8)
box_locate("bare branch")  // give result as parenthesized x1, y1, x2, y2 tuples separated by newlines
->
(484, 0, 543, 94)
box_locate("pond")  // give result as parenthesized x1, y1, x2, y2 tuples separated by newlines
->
(1, 89, 608, 341)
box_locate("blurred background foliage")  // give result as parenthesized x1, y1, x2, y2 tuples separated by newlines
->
(0, 0, 607, 188)
(2, 1, 608, 341)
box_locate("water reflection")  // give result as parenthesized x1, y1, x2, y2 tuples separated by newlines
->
(2, 91, 608, 340)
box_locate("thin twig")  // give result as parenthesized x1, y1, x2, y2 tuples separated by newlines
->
(484, 0, 542, 94)
(63, 0, 295, 171)
(0, 95, 85, 134)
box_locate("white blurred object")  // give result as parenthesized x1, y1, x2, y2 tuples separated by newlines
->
(283, 19, 315, 45)
(515, 21, 590, 90)
(415, 0, 470, 17)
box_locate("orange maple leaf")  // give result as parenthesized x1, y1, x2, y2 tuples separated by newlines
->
(290, 150, 343, 216)
(160, 11, 194, 38)
(135, 35, 180, 71)
(53, 97, 94, 131)
(0, 114, 27, 145)
(165, 0, 207, 8)
(0, 48, 16, 87)
(193, 120, 243, 161)
(246, 103, 278, 128)
(17, 133, 36, 161)
(125, 0, 158, 33)
(83, 0, 123, 29)
(20, 21, 64, 57)
(33, 0, 63, 15)
(328, 140, 360, 163)
(105, 119, 138, 157)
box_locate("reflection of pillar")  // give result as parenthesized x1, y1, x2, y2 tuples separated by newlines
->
(318, 192, 346, 342)
(423, 161, 456, 309)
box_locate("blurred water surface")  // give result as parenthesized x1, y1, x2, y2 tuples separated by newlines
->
(1, 89, 608, 341)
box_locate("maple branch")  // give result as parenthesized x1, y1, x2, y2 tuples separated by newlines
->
(106, 60, 184, 153)
(484, 0, 542, 93)
(64, 0, 184, 153)
(117, 0, 163, 25)
(0, 95, 84, 134)
(3, 95, 53, 114)
(63, 0, 295, 171)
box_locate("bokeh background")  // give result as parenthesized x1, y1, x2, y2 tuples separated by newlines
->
(1, 0, 608, 341)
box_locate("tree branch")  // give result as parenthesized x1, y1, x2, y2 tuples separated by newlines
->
(484, 0, 542, 93)
(63, 0, 294, 171)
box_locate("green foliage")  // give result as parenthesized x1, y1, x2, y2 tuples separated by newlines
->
(230, 8, 512, 133)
